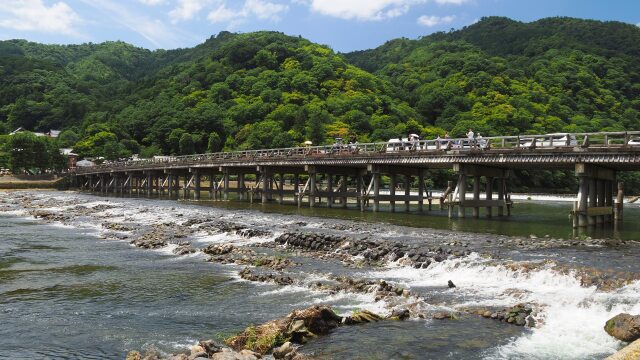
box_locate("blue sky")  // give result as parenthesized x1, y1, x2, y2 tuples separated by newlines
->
(0, 0, 639, 52)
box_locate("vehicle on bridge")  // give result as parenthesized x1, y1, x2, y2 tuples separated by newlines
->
(520, 133, 577, 148)
(386, 134, 424, 152)
(628, 138, 640, 146)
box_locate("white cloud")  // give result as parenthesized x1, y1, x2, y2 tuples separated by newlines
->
(417, 14, 454, 26)
(80, 0, 196, 48)
(169, 0, 210, 22)
(208, 4, 236, 22)
(434, 0, 469, 4)
(308, 0, 426, 21)
(207, 0, 288, 25)
(246, 0, 288, 20)
(138, 0, 165, 5)
(0, 0, 82, 36)
(304, 0, 469, 21)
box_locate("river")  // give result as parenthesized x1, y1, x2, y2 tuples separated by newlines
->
(1, 190, 639, 359)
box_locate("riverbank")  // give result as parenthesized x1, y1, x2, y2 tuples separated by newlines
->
(0, 175, 66, 189)
(1, 190, 639, 359)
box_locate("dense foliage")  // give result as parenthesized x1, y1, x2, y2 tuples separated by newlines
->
(346, 17, 640, 138)
(0, 133, 66, 173)
(1, 17, 639, 191)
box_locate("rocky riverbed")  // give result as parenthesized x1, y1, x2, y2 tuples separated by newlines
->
(1, 190, 640, 359)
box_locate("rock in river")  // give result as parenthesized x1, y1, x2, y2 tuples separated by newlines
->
(605, 313, 640, 342)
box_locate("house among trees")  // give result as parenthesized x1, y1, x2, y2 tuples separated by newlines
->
(10, 127, 61, 138)
(60, 148, 78, 169)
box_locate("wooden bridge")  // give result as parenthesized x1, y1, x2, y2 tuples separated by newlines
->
(72, 131, 640, 228)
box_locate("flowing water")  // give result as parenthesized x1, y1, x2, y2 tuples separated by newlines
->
(1, 190, 639, 359)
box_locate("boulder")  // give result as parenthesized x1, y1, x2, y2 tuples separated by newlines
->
(448, 280, 456, 288)
(605, 314, 640, 342)
(343, 310, 383, 325)
(226, 305, 342, 354)
(388, 308, 410, 320)
(606, 339, 640, 360)
(126, 351, 142, 360)
(433, 312, 452, 320)
(142, 348, 161, 360)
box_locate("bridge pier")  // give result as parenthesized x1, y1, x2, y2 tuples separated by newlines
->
(222, 168, 229, 201)
(372, 172, 380, 212)
(308, 166, 316, 208)
(193, 170, 201, 201)
(573, 164, 616, 228)
(236, 172, 246, 201)
(452, 164, 510, 219)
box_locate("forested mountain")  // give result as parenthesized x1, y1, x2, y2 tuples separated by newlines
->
(1, 16, 639, 163)
(345, 17, 640, 138)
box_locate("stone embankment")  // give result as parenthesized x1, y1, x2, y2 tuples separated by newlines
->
(274, 231, 471, 268)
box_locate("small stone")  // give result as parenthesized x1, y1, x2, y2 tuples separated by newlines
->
(273, 342, 294, 359)
(389, 308, 410, 320)
(433, 312, 450, 320)
(448, 280, 456, 288)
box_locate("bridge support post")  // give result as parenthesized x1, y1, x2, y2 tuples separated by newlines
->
(327, 174, 333, 208)
(222, 168, 229, 201)
(166, 175, 172, 197)
(341, 175, 348, 209)
(261, 167, 270, 204)
(588, 178, 597, 226)
(574, 164, 615, 228)
(577, 176, 588, 227)
(308, 167, 316, 208)
(486, 177, 493, 218)
(119, 175, 124, 194)
(389, 174, 396, 212)
(418, 171, 425, 212)
(278, 173, 284, 204)
(101, 174, 107, 194)
(497, 178, 504, 216)
(357, 170, 364, 212)
(604, 179, 613, 223)
(596, 179, 605, 225)
(373, 172, 380, 212)
(472, 175, 480, 218)
(294, 174, 300, 205)
(238, 173, 245, 201)
(404, 174, 411, 212)
(183, 174, 191, 200)
(208, 173, 215, 200)
(457, 173, 466, 218)
(454, 164, 509, 219)
(146, 173, 152, 196)
(614, 181, 624, 222)
(193, 170, 201, 201)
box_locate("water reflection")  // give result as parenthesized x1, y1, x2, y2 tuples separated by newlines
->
(104, 191, 639, 241)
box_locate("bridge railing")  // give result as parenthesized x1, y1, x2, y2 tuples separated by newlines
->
(75, 131, 640, 173)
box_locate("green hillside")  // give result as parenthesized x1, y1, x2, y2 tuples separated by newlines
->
(1, 17, 639, 163)
(345, 16, 640, 137)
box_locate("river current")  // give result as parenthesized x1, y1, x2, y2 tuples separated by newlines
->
(1, 191, 639, 359)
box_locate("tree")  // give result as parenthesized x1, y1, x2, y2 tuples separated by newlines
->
(207, 132, 222, 152)
(179, 133, 196, 155)
(57, 130, 79, 147)
(7, 132, 51, 173)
